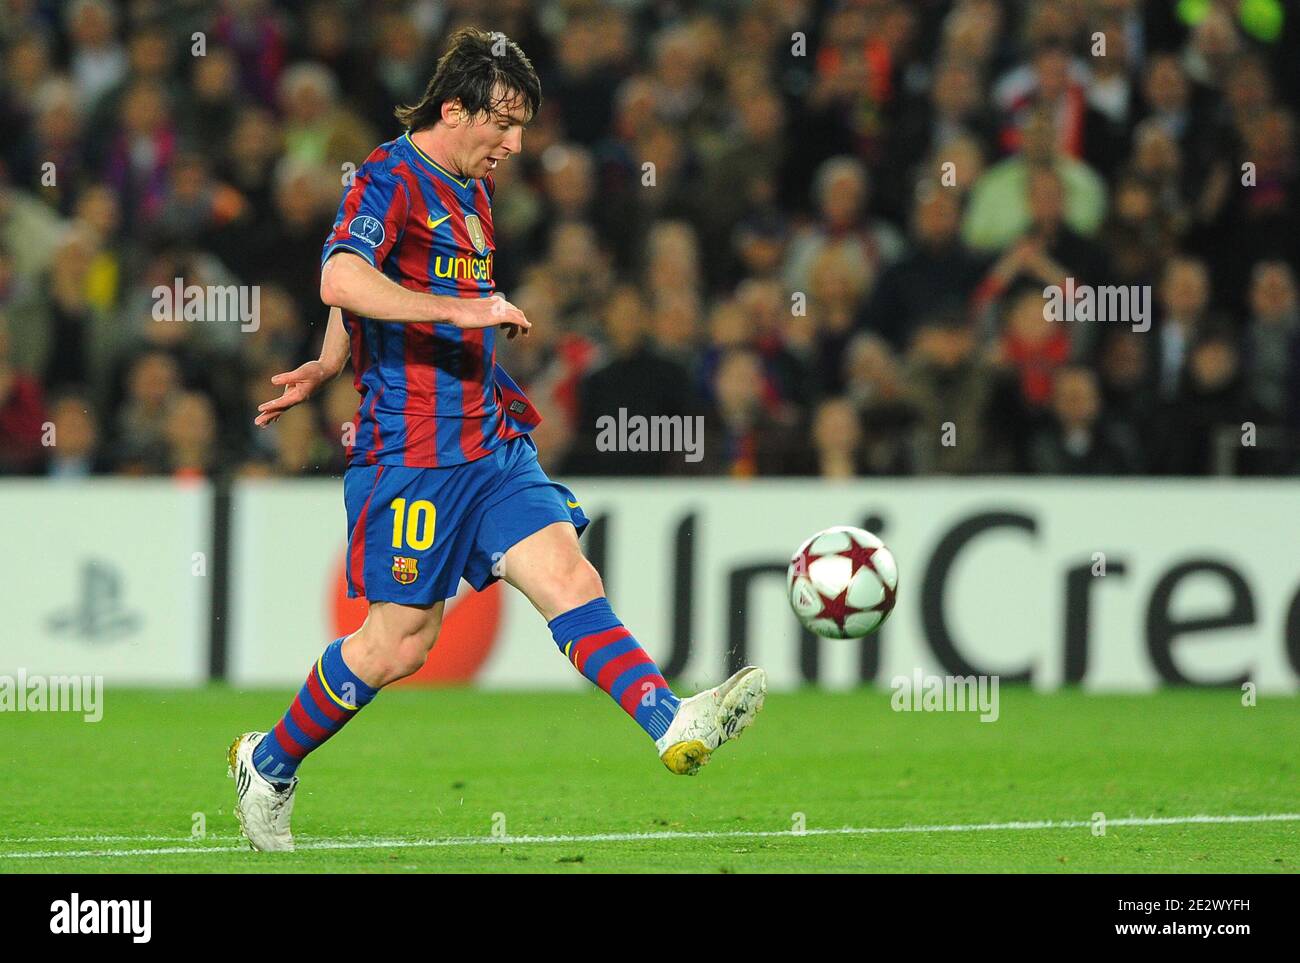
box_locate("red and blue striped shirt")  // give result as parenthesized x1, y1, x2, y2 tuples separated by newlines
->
(321, 133, 539, 468)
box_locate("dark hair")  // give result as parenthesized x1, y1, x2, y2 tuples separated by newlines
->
(395, 27, 541, 131)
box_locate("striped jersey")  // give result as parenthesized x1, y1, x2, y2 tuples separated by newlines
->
(321, 132, 539, 468)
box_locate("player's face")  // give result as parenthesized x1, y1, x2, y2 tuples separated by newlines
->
(458, 88, 529, 179)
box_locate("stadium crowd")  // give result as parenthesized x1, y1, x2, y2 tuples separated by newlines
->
(0, 0, 1297, 479)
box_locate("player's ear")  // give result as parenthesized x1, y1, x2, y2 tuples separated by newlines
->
(441, 99, 464, 128)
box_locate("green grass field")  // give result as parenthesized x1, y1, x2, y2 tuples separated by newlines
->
(1, 686, 1296, 873)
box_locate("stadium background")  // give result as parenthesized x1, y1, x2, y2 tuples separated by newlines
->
(1, 0, 1298, 872)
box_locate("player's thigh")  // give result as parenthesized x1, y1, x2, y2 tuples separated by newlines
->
(502, 520, 604, 620)
(464, 435, 594, 619)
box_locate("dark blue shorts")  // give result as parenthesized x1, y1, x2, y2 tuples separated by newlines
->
(343, 434, 589, 605)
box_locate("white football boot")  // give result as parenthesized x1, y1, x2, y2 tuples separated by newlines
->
(227, 732, 298, 852)
(655, 665, 767, 775)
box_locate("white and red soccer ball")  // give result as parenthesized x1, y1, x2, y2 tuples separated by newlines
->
(787, 526, 898, 639)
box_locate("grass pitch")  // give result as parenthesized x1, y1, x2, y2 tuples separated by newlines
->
(1, 686, 1296, 873)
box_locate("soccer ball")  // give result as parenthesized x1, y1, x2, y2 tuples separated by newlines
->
(787, 526, 898, 639)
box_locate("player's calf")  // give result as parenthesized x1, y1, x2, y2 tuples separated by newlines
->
(247, 601, 441, 789)
(548, 596, 681, 740)
(248, 636, 381, 790)
(504, 522, 682, 741)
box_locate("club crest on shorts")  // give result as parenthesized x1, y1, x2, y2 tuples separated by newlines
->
(464, 214, 488, 254)
(391, 555, 419, 585)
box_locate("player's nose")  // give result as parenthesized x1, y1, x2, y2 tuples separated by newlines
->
(503, 126, 523, 154)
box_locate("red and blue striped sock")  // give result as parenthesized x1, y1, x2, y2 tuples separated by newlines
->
(252, 637, 378, 787)
(548, 597, 680, 740)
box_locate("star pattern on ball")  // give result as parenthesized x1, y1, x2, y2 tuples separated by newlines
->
(813, 585, 865, 630)
(835, 539, 878, 576)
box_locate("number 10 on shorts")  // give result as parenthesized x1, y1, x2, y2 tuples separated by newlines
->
(390, 498, 436, 550)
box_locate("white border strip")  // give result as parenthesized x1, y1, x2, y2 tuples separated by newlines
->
(1, 813, 1297, 860)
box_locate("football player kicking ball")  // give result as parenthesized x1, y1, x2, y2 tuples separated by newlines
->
(227, 28, 766, 851)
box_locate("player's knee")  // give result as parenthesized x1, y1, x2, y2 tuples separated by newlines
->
(362, 630, 434, 683)
(390, 631, 437, 678)
(552, 555, 604, 614)
(353, 613, 440, 685)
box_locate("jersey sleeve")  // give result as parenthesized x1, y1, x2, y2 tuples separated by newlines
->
(321, 158, 410, 270)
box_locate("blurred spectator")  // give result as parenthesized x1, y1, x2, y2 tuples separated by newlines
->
(905, 316, 1017, 474)
(994, 288, 1073, 412)
(185, 46, 244, 154)
(101, 80, 177, 225)
(888, 57, 998, 191)
(993, 39, 1090, 159)
(114, 350, 181, 473)
(267, 402, 334, 476)
(1155, 255, 1214, 400)
(698, 349, 806, 477)
(1082, 19, 1139, 180)
(1100, 170, 1183, 288)
(210, 0, 288, 106)
(164, 390, 219, 478)
(1027, 366, 1137, 474)
(1095, 328, 1158, 467)
(0, 1, 1295, 481)
(784, 156, 903, 300)
(66, 0, 127, 112)
(45, 391, 106, 478)
(0, 313, 47, 474)
(842, 334, 917, 475)
(12, 79, 89, 216)
(278, 62, 375, 172)
(1152, 327, 1257, 475)
(566, 285, 700, 476)
(1244, 261, 1299, 420)
(962, 107, 1108, 252)
(862, 183, 987, 349)
(809, 398, 864, 479)
(0, 180, 65, 280)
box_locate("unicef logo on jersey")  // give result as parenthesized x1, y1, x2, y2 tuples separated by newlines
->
(348, 215, 386, 248)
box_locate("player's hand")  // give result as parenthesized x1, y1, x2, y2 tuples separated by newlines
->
(450, 295, 530, 338)
(254, 360, 331, 427)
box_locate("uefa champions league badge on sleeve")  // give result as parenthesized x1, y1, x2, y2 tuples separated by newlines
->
(349, 215, 386, 248)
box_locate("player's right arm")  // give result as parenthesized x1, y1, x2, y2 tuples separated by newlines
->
(320, 251, 529, 334)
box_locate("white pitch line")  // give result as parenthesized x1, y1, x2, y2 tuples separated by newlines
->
(1, 813, 1297, 860)
(0, 835, 223, 843)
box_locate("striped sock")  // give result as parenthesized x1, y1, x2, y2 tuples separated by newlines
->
(547, 597, 680, 740)
(252, 637, 378, 787)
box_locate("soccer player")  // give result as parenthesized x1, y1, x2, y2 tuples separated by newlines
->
(226, 28, 766, 851)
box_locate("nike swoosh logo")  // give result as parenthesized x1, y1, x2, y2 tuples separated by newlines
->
(566, 499, 581, 509)
(427, 213, 452, 230)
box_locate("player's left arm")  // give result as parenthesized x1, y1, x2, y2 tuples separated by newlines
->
(254, 307, 349, 427)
